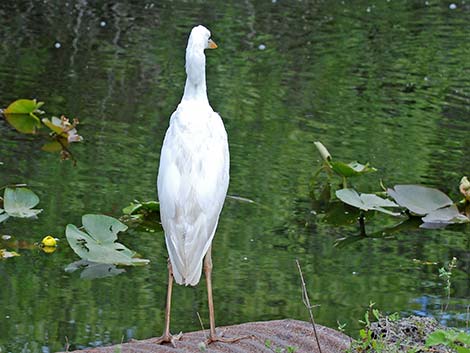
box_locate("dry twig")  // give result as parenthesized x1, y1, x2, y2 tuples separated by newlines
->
(296, 259, 323, 353)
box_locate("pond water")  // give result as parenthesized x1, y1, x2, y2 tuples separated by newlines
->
(1, 1, 469, 352)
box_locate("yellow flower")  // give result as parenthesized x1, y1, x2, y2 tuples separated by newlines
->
(41, 235, 57, 247)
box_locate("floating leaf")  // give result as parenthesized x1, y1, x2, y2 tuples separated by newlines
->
(42, 117, 65, 134)
(0, 249, 20, 259)
(4, 99, 44, 115)
(123, 200, 159, 215)
(65, 214, 149, 266)
(336, 188, 401, 216)
(387, 185, 453, 215)
(421, 205, 469, 225)
(314, 141, 331, 161)
(3, 113, 42, 134)
(3, 187, 42, 218)
(0, 209, 9, 223)
(42, 116, 83, 143)
(65, 259, 126, 279)
(330, 161, 377, 178)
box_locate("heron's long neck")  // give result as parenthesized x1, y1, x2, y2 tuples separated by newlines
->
(182, 49, 209, 104)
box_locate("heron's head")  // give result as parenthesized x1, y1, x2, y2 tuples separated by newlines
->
(187, 25, 217, 52)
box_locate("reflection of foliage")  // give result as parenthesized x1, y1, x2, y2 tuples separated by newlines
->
(65, 259, 126, 279)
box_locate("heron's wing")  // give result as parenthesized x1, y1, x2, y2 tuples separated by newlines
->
(157, 110, 229, 286)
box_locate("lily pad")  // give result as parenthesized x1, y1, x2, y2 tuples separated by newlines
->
(387, 185, 453, 215)
(42, 116, 65, 134)
(65, 259, 126, 279)
(4, 99, 44, 115)
(65, 214, 149, 266)
(421, 205, 469, 225)
(330, 161, 377, 178)
(42, 116, 83, 143)
(314, 141, 376, 177)
(336, 188, 401, 216)
(4, 113, 42, 134)
(0, 209, 9, 223)
(123, 200, 160, 215)
(3, 187, 42, 218)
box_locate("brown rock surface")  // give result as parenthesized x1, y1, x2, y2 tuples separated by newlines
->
(61, 319, 351, 353)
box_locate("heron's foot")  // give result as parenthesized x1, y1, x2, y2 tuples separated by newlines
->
(206, 332, 253, 345)
(152, 332, 183, 347)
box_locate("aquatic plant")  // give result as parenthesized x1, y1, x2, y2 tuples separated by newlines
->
(313, 141, 470, 230)
(65, 214, 149, 266)
(1, 98, 83, 163)
(0, 186, 42, 223)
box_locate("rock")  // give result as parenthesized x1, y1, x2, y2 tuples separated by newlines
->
(60, 319, 351, 353)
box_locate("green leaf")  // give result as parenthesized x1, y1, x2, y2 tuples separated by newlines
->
(336, 188, 401, 216)
(314, 141, 331, 161)
(65, 214, 149, 266)
(82, 214, 128, 244)
(42, 117, 65, 134)
(122, 202, 143, 215)
(456, 331, 470, 345)
(4, 99, 44, 114)
(456, 347, 470, 353)
(123, 200, 160, 215)
(387, 185, 453, 216)
(422, 205, 469, 225)
(426, 330, 450, 346)
(0, 209, 9, 223)
(3, 113, 42, 134)
(3, 187, 42, 218)
(330, 161, 377, 177)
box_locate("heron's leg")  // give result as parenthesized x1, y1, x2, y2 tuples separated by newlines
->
(153, 260, 182, 346)
(204, 247, 252, 345)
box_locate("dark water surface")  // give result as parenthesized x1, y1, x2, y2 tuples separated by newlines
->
(0, 1, 469, 352)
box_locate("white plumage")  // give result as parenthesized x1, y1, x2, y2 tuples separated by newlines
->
(157, 25, 229, 286)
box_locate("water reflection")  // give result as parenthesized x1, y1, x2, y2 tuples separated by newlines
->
(0, 0, 469, 352)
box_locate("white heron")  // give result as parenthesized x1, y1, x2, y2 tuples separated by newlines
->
(155, 25, 243, 345)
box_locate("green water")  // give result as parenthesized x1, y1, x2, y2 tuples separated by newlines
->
(1, 1, 469, 352)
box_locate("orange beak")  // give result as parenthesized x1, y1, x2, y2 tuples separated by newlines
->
(208, 39, 218, 49)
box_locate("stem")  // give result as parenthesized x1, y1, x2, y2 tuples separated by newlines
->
(295, 259, 323, 353)
(359, 213, 366, 236)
